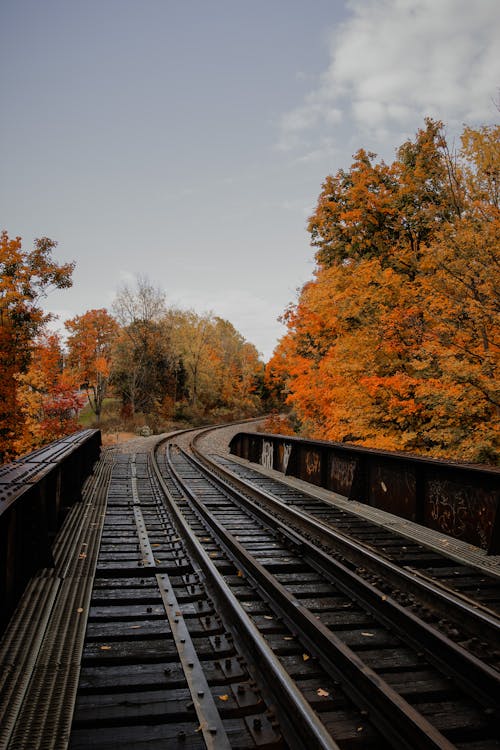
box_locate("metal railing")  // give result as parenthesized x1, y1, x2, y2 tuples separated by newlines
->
(229, 432, 500, 554)
(0, 429, 101, 630)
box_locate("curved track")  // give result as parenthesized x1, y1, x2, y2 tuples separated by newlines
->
(149, 426, 500, 749)
(192, 435, 500, 658)
(6, 424, 498, 749)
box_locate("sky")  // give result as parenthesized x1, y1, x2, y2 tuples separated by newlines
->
(1, 0, 499, 361)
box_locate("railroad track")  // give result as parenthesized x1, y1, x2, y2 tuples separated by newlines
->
(3, 424, 499, 749)
(191, 442, 500, 661)
(151, 431, 499, 749)
(209, 453, 500, 612)
(70, 450, 282, 749)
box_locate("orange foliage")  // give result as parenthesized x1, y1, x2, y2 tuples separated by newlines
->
(15, 333, 85, 455)
(268, 121, 499, 463)
(261, 414, 296, 436)
(0, 232, 74, 462)
(65, 308, 119, 422)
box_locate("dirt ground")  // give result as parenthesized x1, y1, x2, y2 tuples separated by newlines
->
(100, 431, 137, 446)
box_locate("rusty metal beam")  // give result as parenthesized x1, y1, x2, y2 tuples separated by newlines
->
(229, 432, 500, 554)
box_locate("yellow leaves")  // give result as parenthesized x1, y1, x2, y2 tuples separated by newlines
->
(218, 694, 229, 702)
(302, 653, 310, 661)
(100, 645, 112, 651)
(317, 688, 329, 697)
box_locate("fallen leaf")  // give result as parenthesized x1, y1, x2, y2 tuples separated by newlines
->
(303, 653, 310, 661)
(218, 695, 229, 701)
(78, 553, 87, 559)
(283, 636, 293, 641)
(237, 570, 244, 578)
(100, 645, 112, 651)
(76, 607, 84, 614)
(209, 552, 218, 558)
(129, 625, 141, 629)
(361, 632, 374, 637)
(317, 688, 329, 697)
(264, 615, 273, 620)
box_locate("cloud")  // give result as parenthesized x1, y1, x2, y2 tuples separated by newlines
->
(279, 0, 500, 151)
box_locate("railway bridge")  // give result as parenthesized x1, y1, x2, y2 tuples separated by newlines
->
(0, 423, 499, 749)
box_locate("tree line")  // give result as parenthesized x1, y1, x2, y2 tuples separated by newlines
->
(2, 119, 497, 465)
(266, 120, 499, 464)
(0, 244, 264, 462)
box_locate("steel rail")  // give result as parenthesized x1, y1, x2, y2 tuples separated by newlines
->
(162, 443, 468, 750)
(187, 442, 500, 702)
(129, 453, 231, 750)
(151, 440, 342, 750)
(192, 433, 500, 649)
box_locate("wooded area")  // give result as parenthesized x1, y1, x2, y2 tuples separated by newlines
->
(266, 121, 499, 464)
(1, 120, 498, 464)
(0, 248, 264, 462)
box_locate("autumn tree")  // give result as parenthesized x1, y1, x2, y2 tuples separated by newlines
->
(269, 121, 499, 463)
(308, 119, 456, 273)
(168, 310, 264, 418)
(65, 308, 119, 423)
(0, 232, 74, 461)
(111, 278, 178, 421)
(168, 310, 214, 409)
(15, 333, 84, 454)
(204, 317, 263, 416)
(107, 278, 264, 428)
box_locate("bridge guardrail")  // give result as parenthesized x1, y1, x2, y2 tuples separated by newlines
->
(0, 429, 101, 630)
(229, 432, 500, 555)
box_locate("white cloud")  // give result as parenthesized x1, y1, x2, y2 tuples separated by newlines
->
(279, 0, 500, 152)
